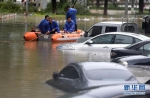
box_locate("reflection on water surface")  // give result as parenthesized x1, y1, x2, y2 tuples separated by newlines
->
(0, 15, 150, 98)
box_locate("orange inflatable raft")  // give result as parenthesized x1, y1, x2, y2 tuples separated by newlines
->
(23, 29, 84, 42)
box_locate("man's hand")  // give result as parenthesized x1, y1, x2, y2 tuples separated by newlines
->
(52, 29, 55, 31)
(45, 31, 50, 35)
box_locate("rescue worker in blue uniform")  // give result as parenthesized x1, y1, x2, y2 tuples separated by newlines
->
(38, 15, 50, 34)
(48, 17, 60, 34)
(63, 17, 75, 34)
(65, 5, 77, 31)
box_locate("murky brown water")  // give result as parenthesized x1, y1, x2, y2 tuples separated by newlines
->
(0, 14, 150, 98)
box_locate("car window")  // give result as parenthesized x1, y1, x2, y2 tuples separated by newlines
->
(105, 26, 117, 33)
(88, 26, 102, 37)
(114, 35, 133, 44)
(124, 26, 135, 32)
(59, 66, 79, 79)
(125, 41, 144, 49)
(119, 94, 150, 98)
(138, 43, 150, 52)
(134, 38, 141, 43)
(85, 69, 136, 81)
(91, 34, 114, 44)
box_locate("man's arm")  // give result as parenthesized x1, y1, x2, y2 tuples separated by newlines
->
(68, 22, 75, 33)
(53, 21, 59, 31)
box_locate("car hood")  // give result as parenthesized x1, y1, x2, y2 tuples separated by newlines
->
(112, 55, 147, 62)
(117, 55, 148, 61)
(56, 42, 82, 50)
(77, 80, 139, 91)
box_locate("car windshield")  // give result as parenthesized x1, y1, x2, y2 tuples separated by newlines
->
(125, 41, 143, 49)
(144, 53, 150, 56)
(85, 69, 135, 81)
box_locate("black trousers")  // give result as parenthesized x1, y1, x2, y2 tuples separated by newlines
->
(50, 31, 56, 34)
(75, 24, 77, 31)
(62, 24, 77, 31)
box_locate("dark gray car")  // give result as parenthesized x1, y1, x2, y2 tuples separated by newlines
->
(111, 54, 150, 66)
(111, 40, 150, 59)
(46, 62, 139, 92)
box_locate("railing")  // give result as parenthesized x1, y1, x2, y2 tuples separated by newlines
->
(0, 13, 17, 20)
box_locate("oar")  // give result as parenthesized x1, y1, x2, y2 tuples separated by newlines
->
(73, 0, 77, 6)
(29, 34, 44, 41)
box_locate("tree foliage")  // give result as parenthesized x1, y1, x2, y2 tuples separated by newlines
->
(139, 0, 144, 13)
(0, 0, 21, 12)
(52, 0, 56, 14)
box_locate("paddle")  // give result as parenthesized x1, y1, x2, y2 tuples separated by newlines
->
(72, 0, 77, 8)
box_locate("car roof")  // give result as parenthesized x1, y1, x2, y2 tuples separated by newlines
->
(94, 32, 150, 40)
(94, 21, 128, 26)
(77, 62, 128, 71)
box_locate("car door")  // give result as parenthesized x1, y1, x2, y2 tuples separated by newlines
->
(87, 26, 103, 37)
(78, 26, 103, 42)
(136, 43, 150, 55)
(113, 34, 134, 48)
(81, 34, 114, 51)
(140, 57, 150, 65)
(58, 65, 81, 91)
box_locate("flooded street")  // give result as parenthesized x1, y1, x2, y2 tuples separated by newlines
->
(0, 14, 150, 98)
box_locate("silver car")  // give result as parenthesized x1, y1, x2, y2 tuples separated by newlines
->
(56, 32, 150, 52)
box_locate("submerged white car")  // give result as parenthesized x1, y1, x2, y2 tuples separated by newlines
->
(56, 32, 150, 52)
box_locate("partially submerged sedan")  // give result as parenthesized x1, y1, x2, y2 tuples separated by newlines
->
(56, 32, 150, 52)
(111, 40, 150, 59)
(46, 62, 139, 92)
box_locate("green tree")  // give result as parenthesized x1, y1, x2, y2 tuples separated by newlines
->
(0, 0, 21, 12)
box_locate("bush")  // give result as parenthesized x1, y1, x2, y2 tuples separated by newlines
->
(56, 2, 70, 15)
(44, 2, 90, 15)
(75, 3, 90, 15)
(0, 1, 21, 13)
(44, 2, 52, 13)
(22, 6, 38, 13)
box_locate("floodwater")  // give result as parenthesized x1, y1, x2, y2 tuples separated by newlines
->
(0, 14, 150, 98)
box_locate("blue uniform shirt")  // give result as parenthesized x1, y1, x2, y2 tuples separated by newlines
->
(38, 19, 49, 34)
(49, 20, 60, 33)
(64, 20, 75, 33)
(66, 8, 77, 24)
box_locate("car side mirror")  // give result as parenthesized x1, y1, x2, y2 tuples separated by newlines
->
(84, 31, 88, 37)
(53, 71, 59, 80)
(145, 79, 150, 84)
(86, 40, 93, 44)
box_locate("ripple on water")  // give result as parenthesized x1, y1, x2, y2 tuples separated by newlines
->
(128, 65, 150, 83)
